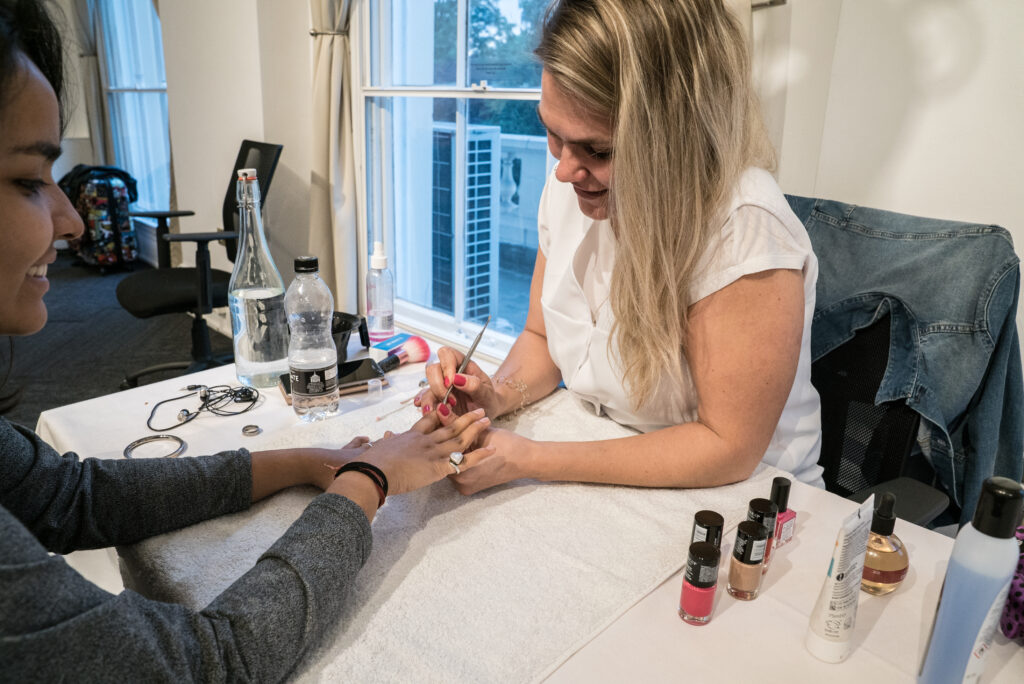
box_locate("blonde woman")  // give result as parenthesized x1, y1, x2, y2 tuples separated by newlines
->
(418, 0, 823, 493)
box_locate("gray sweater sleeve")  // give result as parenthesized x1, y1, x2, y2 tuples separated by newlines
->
(0, 418, 374, 682)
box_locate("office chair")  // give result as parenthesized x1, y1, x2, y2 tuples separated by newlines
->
(811, 313, 949, 526)
(116, 140, 284, 389)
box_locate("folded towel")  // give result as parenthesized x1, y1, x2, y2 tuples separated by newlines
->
(119, 389, 784, 682)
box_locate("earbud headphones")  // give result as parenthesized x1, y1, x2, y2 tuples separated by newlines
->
(147, 384, 261, 432)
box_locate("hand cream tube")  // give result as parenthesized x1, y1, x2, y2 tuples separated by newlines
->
(805, 496, 875, 663)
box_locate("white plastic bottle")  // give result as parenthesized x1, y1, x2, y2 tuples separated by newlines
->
(366, 241, 394, 342)
(284, 256, 339, 421)
(228, 168, 289, 387)
(918, 476, 1024, 683)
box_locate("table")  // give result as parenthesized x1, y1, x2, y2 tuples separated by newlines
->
(37, 363, 1023, 682)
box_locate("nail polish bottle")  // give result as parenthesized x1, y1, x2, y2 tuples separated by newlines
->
(727, 520, 768, 600)
(860, 492, 909, 595)
(679, 541, 721, 625)
(771, 476, 796, 549)
(747, 498, 778, 574)
(690, 510, 724, 548)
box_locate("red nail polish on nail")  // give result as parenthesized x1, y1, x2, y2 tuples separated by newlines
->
(453, 374, 467, 387)
(444, 376, 451, 387)
(439, 403, 450, 417)
(423, 404, 431, 415)
(447, 395, 457, 406)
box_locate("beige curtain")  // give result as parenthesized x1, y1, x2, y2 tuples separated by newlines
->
(71, 0, 111, 164)
(309, 0, 357, 312)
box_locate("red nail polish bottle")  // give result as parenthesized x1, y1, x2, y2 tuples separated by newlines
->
(679, 541, 720, 625)
(771, 476, 796, 549)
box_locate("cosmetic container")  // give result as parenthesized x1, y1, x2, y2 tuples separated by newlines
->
(861, 492, 908, 595)
(727, 521, 768, 600)
(679, 541, 720, 625)
(747, 498, 778, 574)
(771, 476, 796, 549)
(918, 477, 1024, 683)
(690, 510, 724, 548)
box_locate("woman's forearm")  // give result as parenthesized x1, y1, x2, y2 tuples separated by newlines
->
(250, 448, 335, 502)
(492, 327, 563, 416)
(521, 420, 765, 488)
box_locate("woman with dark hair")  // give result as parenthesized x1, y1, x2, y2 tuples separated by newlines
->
(0, 1, 493, 679)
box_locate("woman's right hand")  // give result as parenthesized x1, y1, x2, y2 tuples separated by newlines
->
(414, 346, 505, 418)
(327, 408, 493, 498)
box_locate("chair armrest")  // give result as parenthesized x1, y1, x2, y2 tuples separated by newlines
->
(163, 231, 238, 243)
(129, 210, 196, 219)
(848, 476, 950, 528)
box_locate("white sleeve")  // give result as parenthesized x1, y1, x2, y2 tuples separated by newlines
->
(689, 204, 810, 304)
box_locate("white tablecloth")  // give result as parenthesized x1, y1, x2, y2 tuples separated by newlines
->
(37, 363, 1024, 682)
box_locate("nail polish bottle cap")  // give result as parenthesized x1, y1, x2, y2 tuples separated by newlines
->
(747, 498, 779, 539)
(871, 492, 897, 536)
(971, 476, 1024, 539)
(770, 476, 791, 513)
(691, 510, 725, 548)
(685, 541, 721, 588)
(733, 520, 768, 563)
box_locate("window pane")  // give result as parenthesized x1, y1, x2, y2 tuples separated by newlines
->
(107, 92, 170, 212)
(467, 0, 544, 88)
(98, 0, 166, 89)
(373, 1, 543, 89)
(366, 96, 549, 336)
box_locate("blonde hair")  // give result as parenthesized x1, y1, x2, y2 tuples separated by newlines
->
(536, 0, 775, 412)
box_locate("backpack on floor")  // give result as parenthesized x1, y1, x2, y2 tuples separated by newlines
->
(58, 165, 139, 271)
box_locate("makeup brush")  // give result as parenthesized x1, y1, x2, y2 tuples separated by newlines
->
(377, 335, 431, 372)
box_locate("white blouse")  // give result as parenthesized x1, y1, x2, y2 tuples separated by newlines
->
(537, 167, 824, 485)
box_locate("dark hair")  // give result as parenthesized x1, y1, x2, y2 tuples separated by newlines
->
(0, 0, 66, 128)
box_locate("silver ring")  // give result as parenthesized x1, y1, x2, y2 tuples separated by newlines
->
(242, 424, 262, 436)
(124, 434, 186, 459)
(448, 451, 464, 475)
(450, 462, 461, 475)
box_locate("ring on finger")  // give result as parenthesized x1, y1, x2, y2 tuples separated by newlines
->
(448, 451, 464, 474)
(450, 462, 461, 475)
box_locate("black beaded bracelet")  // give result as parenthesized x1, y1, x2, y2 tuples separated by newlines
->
(334, 461, 389, 508)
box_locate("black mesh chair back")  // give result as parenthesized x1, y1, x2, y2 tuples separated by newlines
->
(223, 141, 282, 263)
(811, 314, 922, 496)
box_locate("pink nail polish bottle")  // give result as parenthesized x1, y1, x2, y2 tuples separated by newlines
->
(771, 476, 796, 549)
(679, 541, 720, 625)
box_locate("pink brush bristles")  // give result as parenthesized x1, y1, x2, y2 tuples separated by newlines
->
(389, 335, 430, 364)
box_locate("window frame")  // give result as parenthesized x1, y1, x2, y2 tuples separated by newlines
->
(351, 0, 544, 361)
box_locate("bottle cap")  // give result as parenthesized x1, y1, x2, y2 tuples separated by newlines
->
(684, 541, 721, 589)
(770, 476, 791, 513)
(871, 492, 897, 536)
(747, 498, 779, 539)
(236, 167, 258, 180)
(294, 256, 319, 273)
(370, 241, 388, 270)
(971, 476, 1024, 539)
(732, 520, 768, 563)
(690, 510, 724, 548)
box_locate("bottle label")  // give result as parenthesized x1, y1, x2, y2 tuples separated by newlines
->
(290, 364, 338, 396)
(692, 525, 708, 543)
(861, 565, 908, 585)
(777, 516, 795, 545)
(749, 538, 767, 563)
(963, 579, 1012, 682)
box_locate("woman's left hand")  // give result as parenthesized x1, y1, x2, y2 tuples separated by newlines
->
(448, 427, 534, 496)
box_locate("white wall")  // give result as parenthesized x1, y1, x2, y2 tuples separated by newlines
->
(159, 0, 313, 335)
(757, 0, 1024, 343)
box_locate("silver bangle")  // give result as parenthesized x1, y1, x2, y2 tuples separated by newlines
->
(124, 434, 187, 459)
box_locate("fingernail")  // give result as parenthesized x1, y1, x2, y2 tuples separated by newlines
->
(447, 395, 457, 406)
(479, 416, 490, 426)
(438, 403, 450, 417)
(474, 407, 485, 415)
(453, 374, 467, 387)
(422, 404, 431, 415)
(444, 376, 451, 387)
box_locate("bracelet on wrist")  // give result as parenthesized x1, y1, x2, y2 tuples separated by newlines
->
(332, 461, 389, 509)
(493, 374, 530, 418)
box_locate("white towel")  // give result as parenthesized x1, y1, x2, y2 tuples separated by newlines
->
(119, 389, 784, 682)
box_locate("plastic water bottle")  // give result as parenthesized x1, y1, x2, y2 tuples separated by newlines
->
(366, 241, 394, 342)
(285, 256, 339, 421)
(228, 169, 288, 387)
(918, 476, 1024, 683)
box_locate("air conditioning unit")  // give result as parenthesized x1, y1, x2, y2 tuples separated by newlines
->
(431, 122, 500, 322)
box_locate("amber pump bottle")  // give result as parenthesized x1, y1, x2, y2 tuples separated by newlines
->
(860, 492, 909, 595)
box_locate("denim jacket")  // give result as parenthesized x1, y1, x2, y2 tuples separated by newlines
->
(786, 195, 1023, 525)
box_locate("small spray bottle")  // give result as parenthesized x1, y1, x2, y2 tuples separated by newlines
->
(366, 241, 394, 342)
